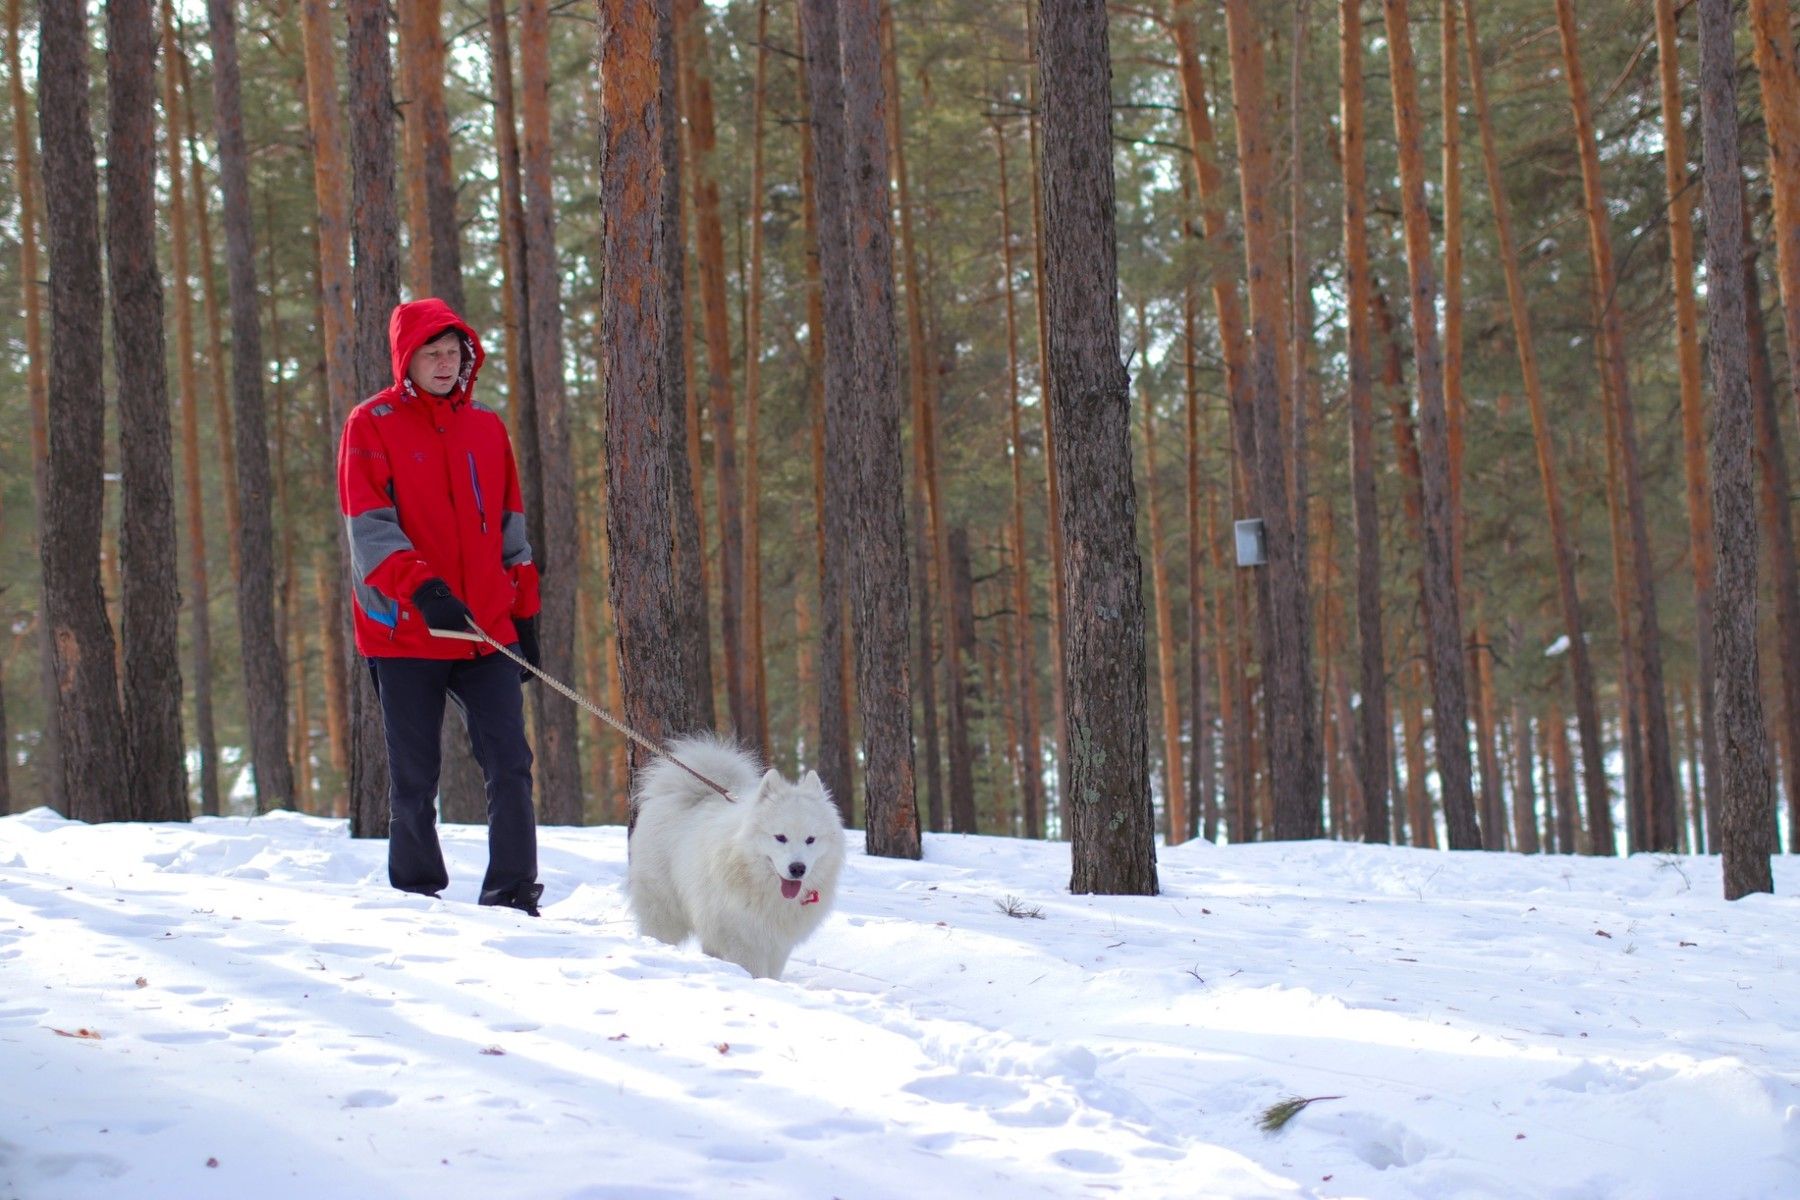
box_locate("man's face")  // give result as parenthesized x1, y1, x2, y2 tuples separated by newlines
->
(408, 330, 463, 396)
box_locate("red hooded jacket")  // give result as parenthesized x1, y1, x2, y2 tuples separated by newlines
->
(337, 298, 540, 659)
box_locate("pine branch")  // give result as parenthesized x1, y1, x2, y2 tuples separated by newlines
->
(1257, 1094, 1343, 1134)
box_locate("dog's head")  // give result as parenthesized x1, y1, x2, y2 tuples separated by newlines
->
(745, 768, 845, 902)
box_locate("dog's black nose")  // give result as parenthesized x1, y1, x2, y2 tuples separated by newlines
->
(787, 861, 806, 879)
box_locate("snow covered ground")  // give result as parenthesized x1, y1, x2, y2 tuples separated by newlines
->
(1, 807, 1796, 1199)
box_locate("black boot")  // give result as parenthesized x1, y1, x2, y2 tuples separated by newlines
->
(480, 881, 544, 917)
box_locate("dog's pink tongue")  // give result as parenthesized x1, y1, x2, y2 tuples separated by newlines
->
(779, 878, 803, 900)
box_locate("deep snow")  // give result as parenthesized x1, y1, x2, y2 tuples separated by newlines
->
(1, 808, 1796, 1198)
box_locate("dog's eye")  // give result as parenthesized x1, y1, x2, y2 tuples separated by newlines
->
(774, 834, 788, 844)
(805, 837, 815, 845)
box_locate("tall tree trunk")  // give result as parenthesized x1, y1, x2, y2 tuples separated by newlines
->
(1553, 0, 1679, 853)
(1025, 0, 1070, 833)
(520, 0, 584, 823)
(1548, 702, 1578, 852)
(833, 0, 921, 859)
(9, 0, 63, 813)
(658, 0, 714, 733)
(1037, 0, 1156, 893)
(1462, 0, 1611, 853)
(406, 0, 462, 306)
(1698, 0, 1775, 899)
(1380, 0, 1479, 848)
(740, 0, 771, 758)
(346, 0, 400, 837)
(1654, 0, 1720, 831)
(996, 114, 1043, 841)
(946, 527, 979, 834)
(1472, 620, 1505, 848)
(1224, 0, 1321, 841)
(1743, 226, 1800, 854)
(107, 0, 185, 822)
(208, 0, 295, 813)
(1749, 0, 1800, 440)
(1340, 0, 1390, 843)
(37, 0, 129, 822)
(174, 36, 242, 590)
(299, 0, 355, 805)
(1138, 309, 1186, 843)
(887, 7, 946, 833)
(599, 0, 693, 769)
(161, 0, 218, 818)
(1439, 0, 1466, 584)
(797, 0, 855, 819)
(676, 0, 747, 739)
(1183, 280, 1213, 844)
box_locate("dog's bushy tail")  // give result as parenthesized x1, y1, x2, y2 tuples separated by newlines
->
(630, 733, 764, 815)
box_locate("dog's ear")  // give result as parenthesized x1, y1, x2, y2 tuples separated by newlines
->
(800, 769, 823, 793)
(756, 767, 784, 798)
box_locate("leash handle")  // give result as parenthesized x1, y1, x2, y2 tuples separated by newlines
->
(453, 620, 736, 803)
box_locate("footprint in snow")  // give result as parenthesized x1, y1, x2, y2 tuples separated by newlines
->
(1051, 1148, 1121, 1174)
(0, 1005, 50, 1026)
(703, 1142, 782, 1164)
(140, 1030, 229, 1045)
(902, 1073, 1029, 1107)
(345, 1052, 407, 1066)
(342, 1089, 398, 1108)
(312, 942, 386, 958)
(779, 1115, 884, 1140)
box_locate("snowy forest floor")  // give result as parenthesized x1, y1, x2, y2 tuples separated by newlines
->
(1, 808, 1797, 1198)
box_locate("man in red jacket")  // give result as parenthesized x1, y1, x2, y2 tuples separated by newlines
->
(338, 298, 544, 915)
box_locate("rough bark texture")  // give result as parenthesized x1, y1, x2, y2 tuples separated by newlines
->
(1183, 284, 1213, 843)
(38, 0, 130, 822)
(414, 0, 463, 307)
(654, 0, 713, 734)
(107, 0, 187, 822)
(795, 0, 854, 816)
(600, 0, 693, 774)
(1697, 0, 1774, 900)
(1750, 0, 1800, 437)
(1036, 0, 1156, 893)
(208, 0, 296, 813)
(1340, 0, 1390, 844)
(1225, 0, 1321, 842)
(740, 0, 772, 757)
(8, 0, 63, 813)
(161, 0, 218, 819)
(833, 0, 921, 858)
(945, 528, 979, 834)
(520, 0, 584, 822)
(1553, 0, 1678, 853)
(1137, 318, 1185, 843)
(346, 0, 400, 837)
(1461, 0, 1610, 852)
(1381, 0, 1480, 849)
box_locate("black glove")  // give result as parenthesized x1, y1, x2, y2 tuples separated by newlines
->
(514, 616, 540, 681)
(412, 578, 473, 633)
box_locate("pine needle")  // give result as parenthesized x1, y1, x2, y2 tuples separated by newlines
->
(1257, 1093, 1343, 1134)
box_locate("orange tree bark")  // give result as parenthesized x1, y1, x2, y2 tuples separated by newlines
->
(1340, 0, 1390, 843)
(675, 0, 748, 738)
(1036, 0, 1156, 892)
(1381, 0, 1479, 848)
(599, 0, 693, 766)
(1654, 0, 1719, 828)
(298, 0, 355, 793)
(741, 0, 771, 757)
(38, 0, 129, 820)
(412, 0, 462, 306)
(1225, 0, 1321, 840)
(1553, 0, 1679, 852)
(996, 114, 1043, 841)
(1742, 231, 1800, 854)
(207, 0, 295, 812)
(1696, 0, 1774, 899)
(1462, 0, 1612, 852)
(1138, 319, 1186, 843)
(160, 0, 218, 817)
(796, 0, 856, 819)
(520, 0, 584, 819)
(833, 0, 921, 859)
(1440, 0, 1466, 582)
(345, 0, 401, 837)
(108, 0, 185, 822)
(1183, 279, 1213, 842)
(1749, 0, 1800, 435)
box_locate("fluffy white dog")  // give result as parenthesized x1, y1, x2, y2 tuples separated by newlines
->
(626, 735, 845, 980)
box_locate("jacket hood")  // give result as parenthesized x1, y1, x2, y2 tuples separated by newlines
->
(389, 297, 485, 404)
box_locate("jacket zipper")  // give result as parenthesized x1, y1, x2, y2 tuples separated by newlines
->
(467, 451, 488, 534)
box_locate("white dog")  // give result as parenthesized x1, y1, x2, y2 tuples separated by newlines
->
(626, 735, 846, 980)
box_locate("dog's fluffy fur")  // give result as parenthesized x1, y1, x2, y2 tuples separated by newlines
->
(626, 735, 845, 980)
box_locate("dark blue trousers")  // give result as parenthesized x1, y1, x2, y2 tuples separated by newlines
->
(370, 649, 536, 900)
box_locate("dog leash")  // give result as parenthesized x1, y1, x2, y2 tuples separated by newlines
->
(437, 621, 737, 803)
